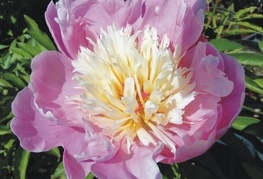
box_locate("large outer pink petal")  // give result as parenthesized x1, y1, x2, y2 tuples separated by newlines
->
(11, 86, 95, 178)
(63, 151, 90, 179)
(45, 0, 205, 58)
(91, 149, 136, 179)
(10, 51, 96, 177)
(30, 51, 83, 125)
(90, 145, 162, 179)
(46, 2, 71, 57)
(10, 87, 81, 152)
(216, 53, 245, 136)
(185, 0, 206, 14)
(125, 146, 162, 179)
(61, 130, 110, 179)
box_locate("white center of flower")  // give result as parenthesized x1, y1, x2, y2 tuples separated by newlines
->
(71, 25, 196, 152)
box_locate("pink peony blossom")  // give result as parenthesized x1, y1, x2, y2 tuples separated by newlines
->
(11, 0, 245, 178)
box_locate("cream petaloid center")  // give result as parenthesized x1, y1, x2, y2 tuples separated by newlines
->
(71, 25, 195, 152)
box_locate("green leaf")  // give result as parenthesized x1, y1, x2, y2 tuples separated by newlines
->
(85, 172, 95, 179)
(221, 131, 257, 165)
(233, 6, 258, 19)
(230, 53, 263, 67)
(242, 162, 263, 179)
(216, 4, 233, 37)
(254, 79, 263, 88)
(258, 41, 263, 53)
(48, 147, 61, 161)
(159, 163, 181, 179)
(4, 139, 15, 150)
(232, 116, 260, 131)
(242, 122, 263, 138)
(4, 73, 26, 89)
(0, 44, 9, 50)
(229, 22, 263, 33)
(10, 47, 32, 59)
(193, 152, 226, 178)
(179, 161, 221, 179)
(224, 28, 256, 36)
(245, 76, 263, 94)
(210, 38, 244, 52)
(17, 42, 43, 56)
(51, 162, 66, 179)
(0, 78, 13, 88)
(238, 14, 263, 21)
(0, 125, 11, 135)
(13, 148, 30, 179)
(24, 15, 56, 50)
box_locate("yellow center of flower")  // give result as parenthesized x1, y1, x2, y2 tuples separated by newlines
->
(71, 25, 196, 152)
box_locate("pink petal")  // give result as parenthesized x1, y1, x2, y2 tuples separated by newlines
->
(137, 0, 205, 53)
(181, 42, 234, 97)
(184, 94, 220, 122)
(30, 51, 82, 124)
(63, 151, 91, 179)
(45, 1, 70, 57)
(68, 133, 117, 163)
(185, 0, 206, 14)
(125, 146, 162, 179)
(172, 129, 217, 163)
(216, 53, 245, 137)
(61, 130, 101, 179)
(10, 87, 79, 152)
(194, 55, 234, 97)
(91, 149, 135, 179)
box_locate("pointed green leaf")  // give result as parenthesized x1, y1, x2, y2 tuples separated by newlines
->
(159, 163, 180, 179)
(245, 76, 263, 94)
(258, 41, 263, 53)
(238, 13, 263, 21)
(221, 131, 257, 164)
(229, 22, 263, 33)
(242, 162, 263, 179)
(210, 38, 244, 52)
(230, 53, 263, 67)
(179, 161, 220, 179)
(0, 78, 13, 88)
(85, 172, 95, 179)
(17, 42, 43, 56)
(0, 44, 9, 50)
(10, 47, 32, 59)
(51, 162, 66, 179)
(232, 116, 260, 131)
(233, 6, 258, 19)
(48, 147, 61, 161)
(13, 148, 30, 179)
(254, 79, 263, 88)
(4, 73, 26, 89)
(0, 125, 11, 135)
(24, 15, 56, 50)
(224, 28, 256, 35)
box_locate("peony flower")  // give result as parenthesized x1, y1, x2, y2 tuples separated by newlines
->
(11, 0, 245, 178)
